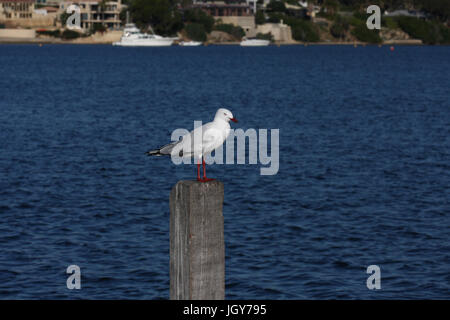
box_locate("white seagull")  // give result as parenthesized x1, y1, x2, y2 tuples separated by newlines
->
(147, 108, 238, 182)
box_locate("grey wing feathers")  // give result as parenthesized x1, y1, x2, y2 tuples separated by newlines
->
(147, 121, 218, 157)
(146, 140, 181, 156)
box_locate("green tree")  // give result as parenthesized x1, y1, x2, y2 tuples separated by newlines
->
(213, 24, 245, 40)
(420, 0, 450, 22)
(267, 1, 286, 13)
(256, 32, 273, 41)
(267, 12, 284, 23)
(185, 23, 207, 42)
(382, 17, 398, 29)
(129, 0, 183, 36)
(351, 24, 382, 43)
(99, 0, 107, 28)
(323, 0, 339, 15)
(61, 29, 81, 39)
(92, 23, 107, 33)
(36, 29, 61, 37)
(397, 16, 449, 44)
(60, 12, 70, 27)
(255, 10, 266, 25)
(119, 8, 127, 24)
(330, 15, 349, 38)
(285, 17, 320, 42)
(183, 8, 214, 33)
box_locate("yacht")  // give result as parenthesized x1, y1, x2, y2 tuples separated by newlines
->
(179, 41, 202, 46)
(240, 38, 270, 47)
(113, 23, 177, 47)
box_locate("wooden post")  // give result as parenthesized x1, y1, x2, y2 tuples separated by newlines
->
(170, 180, 225, 300)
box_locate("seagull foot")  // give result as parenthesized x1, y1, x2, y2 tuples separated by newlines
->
(197, 177, 216, 183)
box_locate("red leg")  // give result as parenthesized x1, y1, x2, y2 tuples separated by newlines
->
(200, 158, 215, 182)
(203, 159, 206, 179)
(197, 160, 201, 182)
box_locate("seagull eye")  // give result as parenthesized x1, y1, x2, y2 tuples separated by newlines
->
(224, 113, 227, 116)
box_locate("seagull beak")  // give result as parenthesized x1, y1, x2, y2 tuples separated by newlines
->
(230, 118, 238, 123)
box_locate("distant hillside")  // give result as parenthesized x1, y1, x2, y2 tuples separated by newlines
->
(122, 0, 450, 44)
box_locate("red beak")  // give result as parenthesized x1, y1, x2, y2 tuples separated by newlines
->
(230, 118, 238, 123)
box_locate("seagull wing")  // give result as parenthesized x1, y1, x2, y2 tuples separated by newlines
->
(201, 126, 222, 154)
(169, 122, 220, 158)
(159, 140, 181, 155)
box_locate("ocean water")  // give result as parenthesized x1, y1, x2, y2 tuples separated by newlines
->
(0, 44, 449, 299)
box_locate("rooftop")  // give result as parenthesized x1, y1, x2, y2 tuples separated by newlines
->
(0, 0, 34, 3)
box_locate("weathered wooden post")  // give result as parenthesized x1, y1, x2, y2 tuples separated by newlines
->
(170, 180, 225, 300)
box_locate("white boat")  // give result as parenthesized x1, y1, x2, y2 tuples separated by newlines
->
(179, 41, 202, 46)
(113, 23, 177, 47)
(240, 38, 270, 47)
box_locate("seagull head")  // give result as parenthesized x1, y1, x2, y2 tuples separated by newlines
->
(215, 108, 238, 123)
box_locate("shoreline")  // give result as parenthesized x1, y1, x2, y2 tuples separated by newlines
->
(0, 38, 429, 46)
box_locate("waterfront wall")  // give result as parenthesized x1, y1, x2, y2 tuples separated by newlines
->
(256, 23, 293, 42)
(71, 30, 123, 44)
(0, 14, 56, 28)
(214, 16, 293, 42)
(215, 16, 256, 37)
(0, 28, 36, 38)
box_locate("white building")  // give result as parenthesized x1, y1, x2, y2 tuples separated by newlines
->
(59, 0, 124, 31)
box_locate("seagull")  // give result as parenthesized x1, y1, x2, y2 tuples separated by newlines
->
(147, 108, 238, 182)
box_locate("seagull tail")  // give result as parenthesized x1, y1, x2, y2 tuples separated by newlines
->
(146, 149, 162, 156)
(146, 141, 179, 157)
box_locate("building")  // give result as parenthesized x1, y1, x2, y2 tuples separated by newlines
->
(59, 0, 124, 31)
(0, 0, 58, 27)
(191, 0, 253, 17)
(35, 0, 66, 6)
(285, 3, 308, 19)
(191, 0, 256, 36)
(0, 0, 35, 20)
(255, 21, 293, 42)
(384, 10, 427, 19)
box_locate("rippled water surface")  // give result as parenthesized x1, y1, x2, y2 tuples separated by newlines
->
(0, 44, 449, 299)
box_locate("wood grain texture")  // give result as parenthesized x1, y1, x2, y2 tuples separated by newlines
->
(170, 180, 225, 300)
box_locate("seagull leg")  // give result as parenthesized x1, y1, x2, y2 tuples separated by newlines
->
(201, 158, 215, 182)
(197, 160, 202, 182)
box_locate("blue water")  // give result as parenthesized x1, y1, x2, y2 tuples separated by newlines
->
(0, 44, 449, 299)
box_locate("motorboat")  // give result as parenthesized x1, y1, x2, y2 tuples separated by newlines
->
(178, 41, 202, 46)
(113, 23, 177, 47)
(240, 38, 270, 46)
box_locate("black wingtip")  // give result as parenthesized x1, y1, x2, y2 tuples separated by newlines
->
(146, 149, 161, 156)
